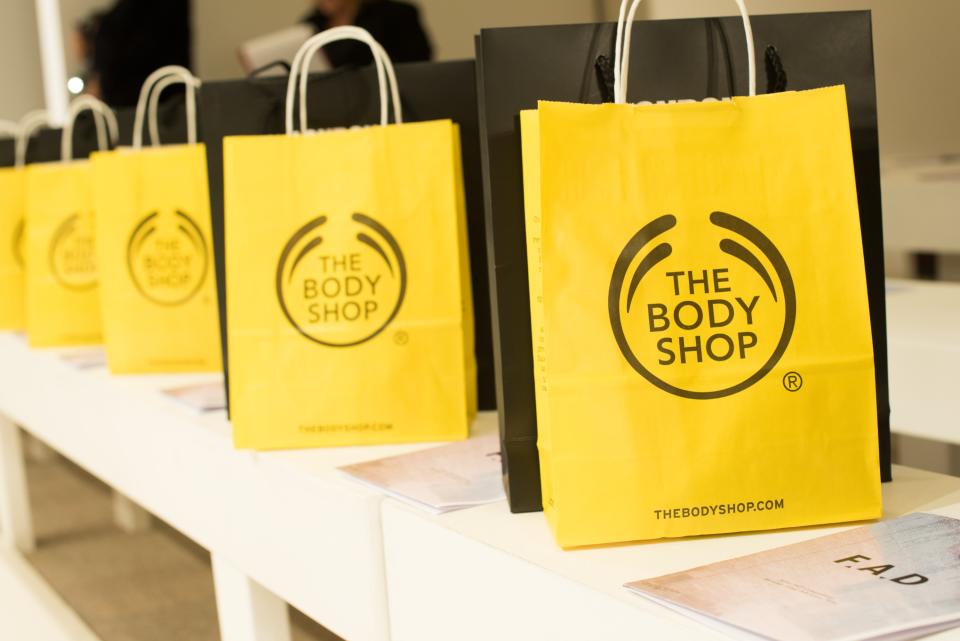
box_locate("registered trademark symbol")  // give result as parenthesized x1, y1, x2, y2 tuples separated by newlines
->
(783, 372, 803, 392)
(394, 331, 409, 346)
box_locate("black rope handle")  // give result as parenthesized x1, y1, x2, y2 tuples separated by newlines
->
(764, 45, 788, 94)
(594, 35, 786, 101)
(595, 55, 616, 104)
(248, 60, 292, 78)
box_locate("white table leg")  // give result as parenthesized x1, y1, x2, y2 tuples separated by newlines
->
(0, 416, 35, 553)
(112, 491, 153, 533)
(212, 553, 291, 641)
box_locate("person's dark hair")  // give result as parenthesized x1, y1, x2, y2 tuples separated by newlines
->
(76, 13, 102, 52)
(304, 0, 432, 67)
(92, 0, 192, 107)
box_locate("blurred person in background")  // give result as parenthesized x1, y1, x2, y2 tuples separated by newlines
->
(74, 0, 191, 107)
(304, 0, 432, 66)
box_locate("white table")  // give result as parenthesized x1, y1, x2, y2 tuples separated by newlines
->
(0, 332, 496, 641)
(883, 159, 960, 255)
(374, 278, 960, 641)
(382, 465, 960, 641)
(886, 279, 960, 445)
(0, 277, 955, 641)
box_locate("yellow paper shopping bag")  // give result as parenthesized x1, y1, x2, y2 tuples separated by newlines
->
(525, 1, 881, 547)
(0, 167, 25, 329)
(25, 97, 118, 347)
(93, 67, 221, 373)
(224, 27, 475, 449)
(0, 159, 25, 329)
(0, 114, 51, 330)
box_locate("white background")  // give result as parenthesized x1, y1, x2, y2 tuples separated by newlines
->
(1, 0, 958, 160)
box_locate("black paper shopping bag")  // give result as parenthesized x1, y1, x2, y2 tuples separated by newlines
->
(0, 139, 13, 167)
(0, 129, 22, 329)
(24, 128, 62, 164)
(112, 91, 190, 149)
(22, 110, 121, 165)
(199, 59, 495, 414)
(478, 10, 891, 513)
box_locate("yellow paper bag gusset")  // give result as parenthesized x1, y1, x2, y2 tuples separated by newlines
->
(525, 4, 880, 548)
(92, 67, 221, 374)
(224, 27, 475, 450)
(0, 167, 26, 329)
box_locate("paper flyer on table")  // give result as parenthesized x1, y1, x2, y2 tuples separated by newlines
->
(58, 347, 107, 369)
(162, 381, 227, 412)
(339, 434, 505, 514)
(625, 513, 960, 641)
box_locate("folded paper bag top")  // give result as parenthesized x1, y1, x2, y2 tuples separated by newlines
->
(521, 0, 881, 547)
(223, 26, 476, 450)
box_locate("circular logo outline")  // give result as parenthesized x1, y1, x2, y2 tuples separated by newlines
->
(126, 210, 211, 307)
(12, 218, 25, 268)
(49, 213, 97, 292)
(276, 213, 407, 348)
(608, 211, 797, 400)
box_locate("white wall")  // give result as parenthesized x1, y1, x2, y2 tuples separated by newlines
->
(15, 0, 956, 158)
(39, 0, 308, 86)
(192, 0, 308, 80)
(418, 0, 603, 60)
(5, 0, 603, 114)
(600, 0, 960, 159)
(0, 1, 45, 121)
(57, 0, 112, 76)
(192, 0, 602, 79)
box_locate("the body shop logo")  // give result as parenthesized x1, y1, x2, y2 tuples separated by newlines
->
(276, 213, 406, 347)
(608, 212, 796, 399)
(127, 210, 209, 306)
(49, 213, 96, 291)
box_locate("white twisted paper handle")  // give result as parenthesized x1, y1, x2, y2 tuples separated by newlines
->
(285, 25, 403, 135)
(61, 96, 119, 161)
(133, 65, 201, 149)
(614, 0, 756, 103)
